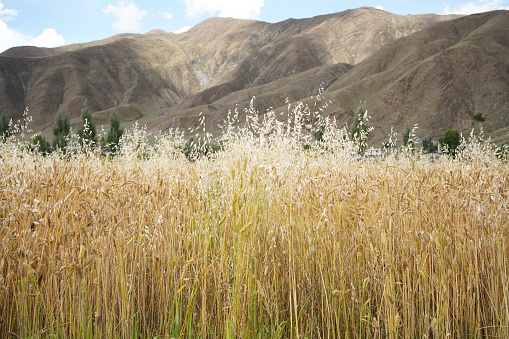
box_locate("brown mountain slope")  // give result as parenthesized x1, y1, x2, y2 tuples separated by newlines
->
(0, 41, 181, 129)
(0, 7, 457, 135)
(321, 10, 509, 142)
(178, 8, 459, 107)
(153, 63, 354, 133)
(152, 10, 508, 144)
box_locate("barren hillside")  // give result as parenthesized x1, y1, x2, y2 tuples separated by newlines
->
(0, 7, 460, 137)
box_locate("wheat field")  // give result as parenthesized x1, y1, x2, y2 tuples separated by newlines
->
(1, 106, 508, 338)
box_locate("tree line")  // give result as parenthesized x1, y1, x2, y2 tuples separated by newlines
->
(0, 101, 124, 155)
(0, 101, 503, 157)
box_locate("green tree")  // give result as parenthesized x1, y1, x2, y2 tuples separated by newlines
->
(312, 121, 325, 142)
(106, 109, 123, 152)
(496, 142, 508, 161)
(33, 135, 50, 155)
(422, 137, 438, 153)
(473, 112, 485, 122)
(443, 129, 461, 154)
(0, 110, 12, 141)
(350, 102, 371, 153)
(100, 136, 107, 149)
(77, 100, 97, 147)
(402, 124, 411, 146)
(52, 110, 71, 150)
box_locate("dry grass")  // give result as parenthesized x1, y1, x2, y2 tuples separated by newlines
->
(0, 104, 508, 338)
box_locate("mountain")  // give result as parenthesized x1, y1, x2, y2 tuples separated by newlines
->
(0, 7, 458, 135)
(162, 9, 509, 143)
(3, 7, 504, 144)
(323, 10, 509, 142)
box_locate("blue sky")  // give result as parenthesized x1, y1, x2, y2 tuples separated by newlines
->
(1, 0, 508, 53)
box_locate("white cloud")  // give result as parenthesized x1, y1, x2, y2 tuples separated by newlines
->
(0, 1, 65, 53)
(375, 5, 384, 10)
(0, 20, 66, 53)
(32, 28, 66, 48)
(183, 0, 265, 19)
(0, 1, 18, 17)
(102, 0, 147, 32)
(174, 25, 193, 34)
(443, 0, 509, 14)
(163, 11, 173, 20)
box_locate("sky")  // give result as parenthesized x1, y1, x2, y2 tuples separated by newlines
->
(1, 0, 508, 53)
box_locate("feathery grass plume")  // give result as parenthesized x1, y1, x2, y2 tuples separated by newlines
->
(350, 101, 373, 155)
(77, 100, 98, 149)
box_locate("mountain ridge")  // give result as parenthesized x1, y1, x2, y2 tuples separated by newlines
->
(3, 8, 507, 144)
(322, 10, 509, 141)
